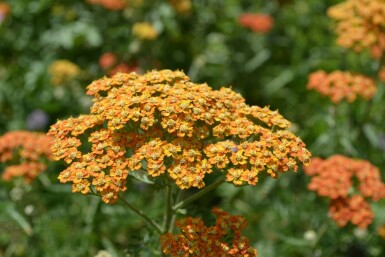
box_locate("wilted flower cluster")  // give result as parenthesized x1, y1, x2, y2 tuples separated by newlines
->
(99, 53, 138, 76)
(132, 22, 158, 40)
(160, 208, 258, 257)
(304, 155, 385, 228)
(238, 13, 274, 33)
(168, 0, 191, 14)
(328, 0, 385, 58)
(86, 0, 127, 10)
(307, 70, 376, 103)
(0, 131, 53, 182)
(48, 69, 310, 203)
(48, 60, 81, 86)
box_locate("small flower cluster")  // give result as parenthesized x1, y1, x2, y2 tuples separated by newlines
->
(161, 208, 258, 257)
(307, 70, 376, 103)
(238, 13, 274, 33)
(304, 155, 385, 228)
(48, 60, 81, 86)
(99, 52, 138, 76)
(86, 0, 127, 10)
(132, 22, 158, 40)
(0, 131, 53, 183)
(48, 69, 310, 203)
(168, 0, 191, 14)
(328, 0, 385, 59)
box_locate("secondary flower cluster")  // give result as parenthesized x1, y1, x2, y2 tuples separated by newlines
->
(307, 70, 376, 103)
(304, 155, 385, 228)
(48, 69, 310, 203)
(328, 0, 385, 59)
(0, 131, 53, 183)
(132, 22, 158, 40)
(378, 224, 385, 239)
(160, 208, 258, 257)
(86, 0, 127, 10)
(48, 60, 81, 86)
(238, 13, 274, 33)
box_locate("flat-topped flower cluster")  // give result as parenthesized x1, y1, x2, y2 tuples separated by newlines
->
(0, 131, 53, 182)
(48, 69, 311, 203)
(307, 70, 376, 103)
(304, 155, 385, 228)
(328, 0, 385, 58)
(161, 208, 258, 257)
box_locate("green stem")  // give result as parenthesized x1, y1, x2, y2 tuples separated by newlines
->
(119, 195, 163, 235)
(163, 183, 173, 233)
(172, 176, 226, 211)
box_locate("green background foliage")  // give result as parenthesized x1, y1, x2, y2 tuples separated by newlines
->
(1, 0, 385, 256)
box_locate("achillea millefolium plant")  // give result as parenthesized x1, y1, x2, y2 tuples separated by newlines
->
(47, 69, 311, 253)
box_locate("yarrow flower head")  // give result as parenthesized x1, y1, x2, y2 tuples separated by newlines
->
(132, 22, 158, 40)
(328, 0, 385, 59)
(307, 70, 376, 103)
(48, 69, 311, 204)
(238, 13, 274, 33)
(0, 131, 54, 183)
(160, 208, 258, 257)
(48, 60, 81, 86)
(86, 0, 127, 10)
(99, 52, 118, 70)
(304, 155, 385, 228)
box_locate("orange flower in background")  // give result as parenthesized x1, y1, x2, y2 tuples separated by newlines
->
(99, 52, 117, 70)
(378, 224, 385, 239)
(48, 60, 81, 86)
(161, 208, 258, 257)
(48, 69, 311, 204)
(168, 0, 191, 14)
(0, 2, 10, 21)
(304, 155, 385, 228)
(378, 66, 385, 82)
(108, 63, 138, 76)
(239, 13, 274, 33)
(307, 70, 376, 103)
(0, 131, 54, 183)
(132, 22, 158, 40)
(86, 0, 127, 10)
(328, 0, 385, 59)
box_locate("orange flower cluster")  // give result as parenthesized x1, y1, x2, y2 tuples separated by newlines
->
(0, 2, 10, 22)
(0, 131, 53, 182)
(48, 69, 310, 203)
(307, 70, 376, 103)
(161, 208, 258, 257)
(86, 0, 127, 10)
(99, 53, 138, 76)
(304, 155, 385, 228)
(168, 0, 191, 14)
(132, 22, 158, 40)
(378, 224, 385, 239)
(328, 0, 385, 59)
(238, 13, 274, 33)
(48, 60, 81, 86)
